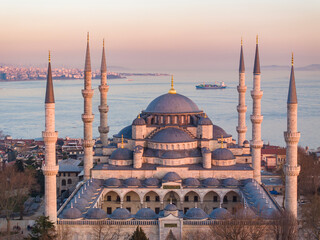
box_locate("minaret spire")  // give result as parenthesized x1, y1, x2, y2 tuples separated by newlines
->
(42, 52, 59, 223)
(82, 33, 95, 180)
(237, 38, 247, 146)
(250, 36, 263, 183)
(284, 53, 300, 218)
(98, 38, 110, 146)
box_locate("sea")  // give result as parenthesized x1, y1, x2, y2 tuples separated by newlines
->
(0, 69, 319, 149)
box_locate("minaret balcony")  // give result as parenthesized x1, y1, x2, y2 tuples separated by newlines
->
(237, 105, 247, 113)
(251, 90, 263, 99)
(284, 131, 300, 144)
(83, 140, 95, 148)
(236, 126, 247, 133)
(42, 165, 59, 175)
(237, 85, 247, 93)
(82, 114, 94, 123)
(42, 131, 58, 142)
(82, 89, 94, 98)
(98, 126, 109, 134)
(98, 105, 109, 113)
(99, 85, 109, 92)
(250, 115, 263, 124)
(284, 165, 300, 176)
(250, 140, 263, 148)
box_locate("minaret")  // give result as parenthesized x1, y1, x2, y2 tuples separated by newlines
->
(284, 53, 300, 218)
(236, 38, 247, 146)
(250, 36, 263, 183)
(42, 51, 59, 223)
(98, 39, 109, 146)
(82, 33, 95, 180)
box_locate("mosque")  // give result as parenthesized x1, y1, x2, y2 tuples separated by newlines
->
(42, 35, 300, 239)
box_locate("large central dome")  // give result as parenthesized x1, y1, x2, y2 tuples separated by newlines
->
(144, 93, 201, 114)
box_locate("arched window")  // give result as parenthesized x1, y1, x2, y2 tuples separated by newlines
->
(62, 179, 66, 186)
(67, 179, 72, 185)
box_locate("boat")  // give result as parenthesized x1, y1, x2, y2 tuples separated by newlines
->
(196, 81, 226, 89)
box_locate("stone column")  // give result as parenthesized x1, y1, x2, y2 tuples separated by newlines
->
(98, 40, 109, 146)
(250, 37, 263, 183)
(284, 56, 300, 218)
(82, 33, 95, 180)
(236, 39, 247, 146)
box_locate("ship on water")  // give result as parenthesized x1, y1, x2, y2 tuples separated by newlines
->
(196, 81, 226, 89)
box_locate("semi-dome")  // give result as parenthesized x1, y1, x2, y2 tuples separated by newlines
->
(183, 178, 201, 187)
(110, 208, 131, 219)
(151, 128, 194, 143)
(212, 148, 235, 160)
(62, 206, 82, 219)
(114, 125, 132, 139)
(164, 204, 178, 211)
(162, 172, 182, 182)
(184, 208, 208, 220)
(132, 117, 146, 125)
(209, 208, 232, 219)
(222, 178, 240, 187)
(110, 148, 133, 160)
(212, 125, 232, 140)
(124, 178, 142, 187)
(198, 117, 212, 125)
(144, 178, 160, 187)
(86, 208, 107, 219)
(135, 208, 157, 219)
(203, 178, 220, 187)
(104, 178, 122, 187)
(144, 93, 201, 114)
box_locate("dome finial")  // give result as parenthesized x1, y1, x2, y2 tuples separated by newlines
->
(220, 135, 224, 148)
(168, 75, 176, 94)
(48, 50, 51, 63)
(138, 114, 140, 119)
(121, 134, 124, 148)
(291, 52, 294, 66)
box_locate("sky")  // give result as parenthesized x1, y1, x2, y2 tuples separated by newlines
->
(0, 0, 319, 71)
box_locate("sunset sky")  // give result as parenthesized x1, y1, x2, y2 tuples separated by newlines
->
(0, 0, 319, 71)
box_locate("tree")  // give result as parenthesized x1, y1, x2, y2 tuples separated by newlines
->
(301, 195, 320, 239)
(270, 211, 298, 240)
(27, 216, 57, 240)
(129, 226, 148, 240)
(0, 165, 35, 238)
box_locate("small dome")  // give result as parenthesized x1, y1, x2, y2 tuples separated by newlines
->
(163, 172, 182, 182)
(135, 208, 157, 219)
(212, 148, 235, 160)
(104, 178, 122, 187)
(212, 125, 232, 140)
(255, 199, 268, 212)
(90, 179, 103, 187)
(151, 128, 194, 143)
(184, 208, 208, 220)
(110, 148, 133, 160)
(124, 178, 142, 187)
(144, 93, 201, 114)
(183, 178, 201, 187)
(209, 208, 232, 219)
(235, 207, 256, 219)
(132, 117, 146, 125)
(86, 208, 107, 219)
(62, 206, 82, 219)
(243, 140, 249, 145)
(114, 125, 132, 139)
(203, 178, 220, 187)
(222, 178, 240, 187)
(164, 204, 178, 211)
(110, 208, 132, 219)
(198, 117, 212, 125)
(73, 197, 89, 211)
(79, 192, 93, 202)
(144, 178, 160, 187)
